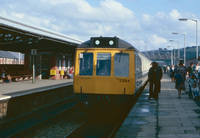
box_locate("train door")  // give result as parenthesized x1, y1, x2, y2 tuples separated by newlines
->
(41, 54, 50, 79)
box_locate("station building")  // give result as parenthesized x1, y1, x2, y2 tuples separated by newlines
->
(0, 50, 22, 64)
(0, 16, 81, 80)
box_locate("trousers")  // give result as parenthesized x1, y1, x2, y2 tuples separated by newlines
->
(149, 81, 159, 99)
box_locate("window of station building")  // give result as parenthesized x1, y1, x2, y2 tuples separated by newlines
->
(114, 53, 129, 77)
(79, 53, 93, 76)
(96, 53, 111, 76)
(65, 54, 72, 69)
(57, 55, 62, 70)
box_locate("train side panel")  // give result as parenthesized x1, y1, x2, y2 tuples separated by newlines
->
(134, 51, 151, 91)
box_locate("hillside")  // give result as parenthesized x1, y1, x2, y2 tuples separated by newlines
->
(142, 46, 199, 65)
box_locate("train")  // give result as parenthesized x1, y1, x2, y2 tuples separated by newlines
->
(73, 36, 152, 105)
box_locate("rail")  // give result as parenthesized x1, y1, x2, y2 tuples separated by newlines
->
(0, 96, 79, 137)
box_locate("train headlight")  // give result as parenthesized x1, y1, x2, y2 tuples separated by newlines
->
(95, 40, 100, 45)
(109, 40, 114, 46)
(91, 37, 118, 48)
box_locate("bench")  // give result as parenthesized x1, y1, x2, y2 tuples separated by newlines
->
(8, 71, 22, 82)
(12, 75, 23, 81)
(18, 71, 32, 81)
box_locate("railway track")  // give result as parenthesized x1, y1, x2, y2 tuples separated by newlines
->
(64, 80, 148, 138)
(65, 82, 148, 137)
(0, 95, 80, 137)
(0, 80, 148, 137)
(63, 101, 134, 137)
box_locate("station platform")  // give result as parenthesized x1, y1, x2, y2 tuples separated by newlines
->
(115, 74, 200, 138)
(0, 79, 73, 119)
(0, 79, 73, 100)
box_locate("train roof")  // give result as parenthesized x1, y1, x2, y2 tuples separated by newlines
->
(78, 37, 135, 49)
(78, 36, 151, 61)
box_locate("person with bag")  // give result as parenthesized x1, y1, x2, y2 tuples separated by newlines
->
(175, 63, 187, 98)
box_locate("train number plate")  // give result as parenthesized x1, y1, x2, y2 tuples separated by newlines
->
(119, 79, 130, 82)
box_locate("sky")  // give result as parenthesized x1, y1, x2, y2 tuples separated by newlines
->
(1, 0, 200, 52)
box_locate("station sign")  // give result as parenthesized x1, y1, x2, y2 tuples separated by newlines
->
(50, 70, 56, 75)
(60, 70, 64, 75)
(31, 49, 37, 55)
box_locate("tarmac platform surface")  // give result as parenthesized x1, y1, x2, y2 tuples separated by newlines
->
(0, 79, 73, 100)
(115, 74, 200, 138)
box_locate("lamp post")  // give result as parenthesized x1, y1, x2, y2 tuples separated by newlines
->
(179, 18, 198, 62)
(169, 40, 179, 62)
(166, 51, 172, 65)
(18, 52, 20, 64)
(167, 45, 176, 65)
(172, 32, 186, 66)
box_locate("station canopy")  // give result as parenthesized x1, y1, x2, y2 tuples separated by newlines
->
(0, 16, 82, 53)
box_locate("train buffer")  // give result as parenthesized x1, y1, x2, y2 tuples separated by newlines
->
(115, 74, 200, 138)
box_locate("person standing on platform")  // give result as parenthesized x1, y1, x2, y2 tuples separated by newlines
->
(194, 62, 200, 89)
(148, 62, 162, 100)
(187, 63, 195, 77)
(170, 65, 175, 82)
(163, 65, 166, 73)
(1, 67, 11, 83)
(69, 66, 74, 79)
(156, 62, 163, 93)
(175, 63, 187, 98)
(188, 74, 199, 99)
(195, 62, 199, 74)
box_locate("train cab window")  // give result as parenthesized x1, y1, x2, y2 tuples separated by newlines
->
(114, 53, 129, 77)
(79, 53, 93, 76)
(96, 53, 111, 76)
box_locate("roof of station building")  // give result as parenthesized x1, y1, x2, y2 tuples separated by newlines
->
(0, 50, 17, 59)
(0, 16, 82, 53)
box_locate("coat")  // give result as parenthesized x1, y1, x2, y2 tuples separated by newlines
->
(174, 67, 186, 90)
(148, 66, 162, 83)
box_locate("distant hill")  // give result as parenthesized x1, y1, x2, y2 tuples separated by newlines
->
(142, 46, 199, 65)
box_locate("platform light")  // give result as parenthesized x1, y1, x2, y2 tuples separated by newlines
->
(169, 40, 179, 61)
(179, 18, 188, 21)
(167, 45, 176, 65)
(172, 32, 178, 35)
(179, 18, 198, 62)
(172, 32, 186, 66)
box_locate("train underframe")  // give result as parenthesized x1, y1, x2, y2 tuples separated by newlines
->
(76, 93, 136, 109)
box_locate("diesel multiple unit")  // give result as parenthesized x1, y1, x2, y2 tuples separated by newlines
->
(73, 37, 151, 103)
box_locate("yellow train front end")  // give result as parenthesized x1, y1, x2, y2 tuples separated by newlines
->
(73, 48, 135, 95)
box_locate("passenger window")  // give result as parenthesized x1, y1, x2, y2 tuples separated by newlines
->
(79, 53, 93, 76)
(114, 53, 129, 77)
(96, 53, 111, 76)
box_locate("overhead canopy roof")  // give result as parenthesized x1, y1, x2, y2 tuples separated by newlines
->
(0, 16, 82, 53)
